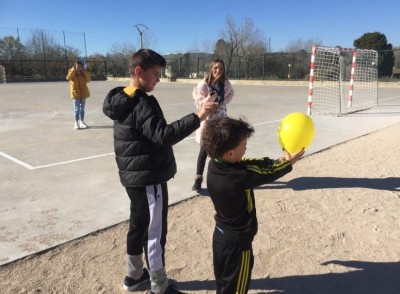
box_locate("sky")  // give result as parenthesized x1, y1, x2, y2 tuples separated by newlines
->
(1, 0, 399, 57)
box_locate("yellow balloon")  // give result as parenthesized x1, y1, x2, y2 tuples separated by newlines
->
(278, 112, 315, 153)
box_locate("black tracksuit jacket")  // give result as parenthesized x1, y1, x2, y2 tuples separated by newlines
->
(207, 157, 293, 248)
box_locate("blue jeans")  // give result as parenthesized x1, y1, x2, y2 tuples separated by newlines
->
(73, 98, 85, 121)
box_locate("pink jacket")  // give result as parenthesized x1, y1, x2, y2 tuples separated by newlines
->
(192, 79, 234, 143)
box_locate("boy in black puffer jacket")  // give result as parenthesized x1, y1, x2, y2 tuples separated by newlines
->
(103, 49, 217, 294)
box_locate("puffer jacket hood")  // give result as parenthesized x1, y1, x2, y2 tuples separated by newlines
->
(103, 87, 135, 120)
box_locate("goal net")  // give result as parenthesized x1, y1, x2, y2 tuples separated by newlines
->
(307, 46, 378, 116)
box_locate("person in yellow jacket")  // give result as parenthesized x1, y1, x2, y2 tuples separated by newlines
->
(66, 61, 91, 129)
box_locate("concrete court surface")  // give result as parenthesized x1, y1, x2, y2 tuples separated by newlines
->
(1, 80, 400, 266)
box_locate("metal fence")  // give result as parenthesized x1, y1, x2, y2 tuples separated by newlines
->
(164, 49, 399, 81)
(1, 49, 399, 83)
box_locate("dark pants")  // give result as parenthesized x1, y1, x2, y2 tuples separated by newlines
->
(125, 183, 168, 271)
(196, 145, 208, 176)
(213, 229, 254, 294)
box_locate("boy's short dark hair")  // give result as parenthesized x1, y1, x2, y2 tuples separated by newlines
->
(129, 49, 166, 76)
(202, 116, 254, 158)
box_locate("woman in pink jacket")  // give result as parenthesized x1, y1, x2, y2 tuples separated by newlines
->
(192, 58, 234, 192)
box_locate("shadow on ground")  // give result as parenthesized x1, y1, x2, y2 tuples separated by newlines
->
(179, 260, 400, 293)
(259, 176, 400, 191)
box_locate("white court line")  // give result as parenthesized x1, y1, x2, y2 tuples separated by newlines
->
(253, 119, 281, 126)
(0, 151, 35, 170)
(1, 120, 280, 169)
(379, 95, 400, 102)
(0, 151, 115, 170)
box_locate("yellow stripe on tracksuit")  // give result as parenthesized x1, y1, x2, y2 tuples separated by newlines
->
(245, 160, 290, 175)
(236, 250, 251, 294)
(245, 190, 253, 213)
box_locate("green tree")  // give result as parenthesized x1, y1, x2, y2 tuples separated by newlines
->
(354, 32, 391, 50)
(0, 35, 24, 60)
(214, 39, 229, 59)
(0, 35, 26, 76)
(354, 32, 394, 77)
(87, 53, 106, 78)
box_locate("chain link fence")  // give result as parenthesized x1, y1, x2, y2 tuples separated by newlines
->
(1, 49, 399, 83)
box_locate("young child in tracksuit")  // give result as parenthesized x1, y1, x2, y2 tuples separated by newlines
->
(201, 116, 304, 294)
(103, 49, 217, 294)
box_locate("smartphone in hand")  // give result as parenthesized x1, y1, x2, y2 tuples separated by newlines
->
(207, 91, 218, 102)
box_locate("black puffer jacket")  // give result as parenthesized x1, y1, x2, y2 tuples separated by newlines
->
(103, 86, 200, 187)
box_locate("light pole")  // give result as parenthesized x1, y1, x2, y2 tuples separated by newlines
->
(288, 64, 292, 79)
(134, 24, 149, 49)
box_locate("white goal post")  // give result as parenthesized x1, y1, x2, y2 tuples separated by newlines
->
(307, 46, 378, 116)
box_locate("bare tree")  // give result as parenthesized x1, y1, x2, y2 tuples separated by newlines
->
(219, 15, 245, 74)
(237, 19, 268, 78)
(108, 42, 136, 59)
(285, 38, 323, 53)
(189, 36, 214, 54)
(106, 42, 136, 77)
(218, 16, 268, 78)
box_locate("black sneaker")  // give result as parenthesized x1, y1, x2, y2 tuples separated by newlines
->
(191, 175, 202, 192)
(123, 268, 150, 291)
(192, 182, 201, 192)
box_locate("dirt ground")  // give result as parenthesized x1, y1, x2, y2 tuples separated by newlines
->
(1, 123, 400, 294)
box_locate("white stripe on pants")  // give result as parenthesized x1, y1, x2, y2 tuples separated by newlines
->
(146, 184, 164, 271)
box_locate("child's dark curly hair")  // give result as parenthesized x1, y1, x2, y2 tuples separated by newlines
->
(202, 116, 254, 159)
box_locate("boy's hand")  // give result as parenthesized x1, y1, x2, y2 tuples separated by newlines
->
(282, 148, 305, 165)
(197, 101, 219, 121)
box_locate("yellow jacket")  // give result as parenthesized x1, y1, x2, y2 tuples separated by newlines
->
(66, 67, 91, 98)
